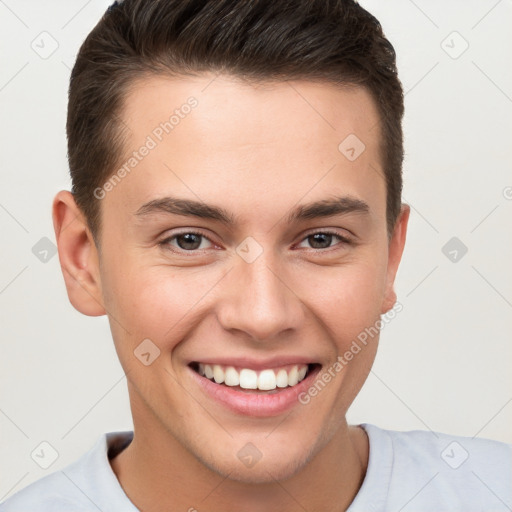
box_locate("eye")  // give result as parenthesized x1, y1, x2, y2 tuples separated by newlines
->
(296, 230, 352, 250)
(158, 229, 353, 255)
(159, 231, 214, 252)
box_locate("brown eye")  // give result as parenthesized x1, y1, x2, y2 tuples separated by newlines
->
(160, 231, 213, 252)
(307, 233, 334, 249)
(297, 231, 352, 250)
(175, 233, 203, 250)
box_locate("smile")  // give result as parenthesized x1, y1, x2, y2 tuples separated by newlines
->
(188, 361, 321, 416)
(194, 363, 310, 391)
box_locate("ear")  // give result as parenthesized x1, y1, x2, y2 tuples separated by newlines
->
(381, 203, 410, 314)
(52, 190, 106, 316)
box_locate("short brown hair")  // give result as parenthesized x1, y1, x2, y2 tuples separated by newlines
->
(67, 0, 404, 244)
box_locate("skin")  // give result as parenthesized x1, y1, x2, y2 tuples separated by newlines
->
(53, 74, 410, 511)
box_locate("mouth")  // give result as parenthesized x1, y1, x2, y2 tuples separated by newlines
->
(190, 362, 318, 392)
(188, 361, 322, 416)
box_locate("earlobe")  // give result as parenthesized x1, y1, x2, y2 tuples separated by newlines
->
(52, 190, 106, 317)
(381, 203, 410, 315)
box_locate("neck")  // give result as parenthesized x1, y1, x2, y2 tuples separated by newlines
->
(111, 405, 368, 512)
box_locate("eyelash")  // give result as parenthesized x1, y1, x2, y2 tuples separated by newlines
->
(158, 229, 354, 255)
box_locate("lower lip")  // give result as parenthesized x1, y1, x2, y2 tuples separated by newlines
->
(188, 365, 321, 417)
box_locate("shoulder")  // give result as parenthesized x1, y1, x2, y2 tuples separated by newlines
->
(383, 425, 512, 477)
(0, 431, 135, 512)
(0, 467, 96, 512)
(362, 423, 512, 511)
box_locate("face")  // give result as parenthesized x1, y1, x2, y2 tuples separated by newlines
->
(56, 74, 409, 483)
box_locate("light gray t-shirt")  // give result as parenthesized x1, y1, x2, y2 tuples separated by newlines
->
(2, 423, 511, 511)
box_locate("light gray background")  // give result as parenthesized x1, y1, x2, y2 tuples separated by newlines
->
(1, 0, 511, 500)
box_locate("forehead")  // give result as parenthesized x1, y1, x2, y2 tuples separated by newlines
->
(121, 74, 380, 149)
(109, 74, 385, 228)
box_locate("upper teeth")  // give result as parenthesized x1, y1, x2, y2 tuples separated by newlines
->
(198, 363, 308, 391)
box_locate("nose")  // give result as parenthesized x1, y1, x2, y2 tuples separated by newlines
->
(216, 251, 305, 343)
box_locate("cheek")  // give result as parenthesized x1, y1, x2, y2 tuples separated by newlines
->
(102, 259, 225, 351)
(293, 258, 387, 346)
(101, 239, 388, 359)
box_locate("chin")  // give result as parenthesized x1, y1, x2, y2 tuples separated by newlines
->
(196, 436, 320, 485)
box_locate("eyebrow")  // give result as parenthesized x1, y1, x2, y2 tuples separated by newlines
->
(134, 195, 370, 225)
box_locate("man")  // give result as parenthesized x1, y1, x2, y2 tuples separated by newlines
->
(2, 0, 510, 510)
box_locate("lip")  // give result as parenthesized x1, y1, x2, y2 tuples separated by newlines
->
(188, 363, 321, 417)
